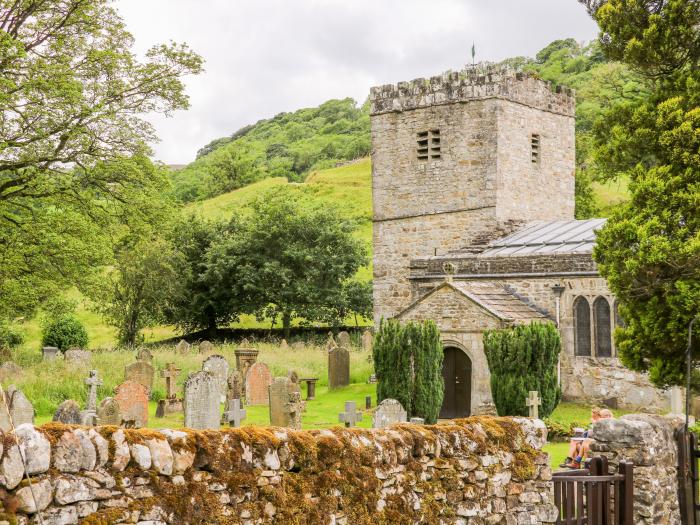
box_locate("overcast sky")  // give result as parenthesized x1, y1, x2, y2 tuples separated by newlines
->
(115, 0, 599, 164)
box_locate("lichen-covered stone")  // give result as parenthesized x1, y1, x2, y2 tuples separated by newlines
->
(15, 424, 50, 474)
(0, 443, 24, 489)
(15, 478, 52, 513)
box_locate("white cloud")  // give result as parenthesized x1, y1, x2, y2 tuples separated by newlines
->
(115, 0, 598, 163)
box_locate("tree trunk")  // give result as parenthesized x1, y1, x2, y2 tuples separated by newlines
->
(282, 311, 292, 340)
(206, 317, 217, 339)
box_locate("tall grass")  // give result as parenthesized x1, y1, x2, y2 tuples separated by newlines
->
(7, 341, 374, 418)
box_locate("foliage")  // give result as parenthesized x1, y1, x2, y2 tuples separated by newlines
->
(0, 0, 202, 323)
(583, 0, 700, 387)
(483, 322, 561, 418)
(315, 279, 374, 328)
(0, 321, 23, 350)
(41, 316, 89, 352)
(373, 319, 444, 423)
(170, 98, 370, 202)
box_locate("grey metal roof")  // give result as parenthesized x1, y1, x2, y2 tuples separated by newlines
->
(480, 219, 607, 257)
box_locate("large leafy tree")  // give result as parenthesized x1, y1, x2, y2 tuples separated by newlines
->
(0, 0, 202, 320)
(580, 0, 700, 387)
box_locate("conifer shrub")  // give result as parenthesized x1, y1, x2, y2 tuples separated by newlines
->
(483, 322, 561, 418)
(41, 315, 89, 352)
(373, 318, 444, 423)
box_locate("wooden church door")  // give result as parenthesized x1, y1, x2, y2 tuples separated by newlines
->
(439, 347, 472, 419)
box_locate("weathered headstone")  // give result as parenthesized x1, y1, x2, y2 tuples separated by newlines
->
(224, 398, 247, 428)
(245, 362, 272, 405)
(325, 333, 337, 352)
(124, 360, 155, 395)
(114, 380, 149, 428)
(409, 417, 425, 425)
(227, 370, 244, 402)
(81, 369, 102, 425)
(235, 341, 259, 380)
(337, 331, 351, 349)
(199, 340, 214, 354)
(365, 395, 372, 409)
(526, 390, 542, 419)
(53, 400, 82, 425)
(279, 339, 289, 350)
(367, 374, 377, 384)
(339, 401, 362, 428)
(64, 349, 91, 364)
(202, 354, 229, 402)
(156, 363, 183, 418)
(184, 371, 220, 430)
(135, 347, 153, 362)
(97, 397, 122, 426)
(328, 346, 350, 389)
(269, 378, 303, 429)
(175, 339, 191, 354)
(361, 330, 373, 352)
(373, 399, 407, 429)
(6, 387, 34, 427)
(42, 346, 59, 361)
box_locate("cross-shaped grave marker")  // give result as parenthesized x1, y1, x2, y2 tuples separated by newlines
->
(161, 363, 181, 399)
(224, 398, 247, 427)
(85, 370, 103, 412)
(338, 400, 362, 428)
(526, 390, 542, 419)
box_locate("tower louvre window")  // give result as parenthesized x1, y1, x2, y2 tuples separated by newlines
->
(417, 129, 441, 160)
(531, 134, 540, 165)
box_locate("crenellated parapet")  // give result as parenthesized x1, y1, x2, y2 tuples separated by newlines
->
(370, 66, 575, 117)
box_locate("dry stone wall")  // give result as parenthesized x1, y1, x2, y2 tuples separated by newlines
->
(0, 418, 556, 524)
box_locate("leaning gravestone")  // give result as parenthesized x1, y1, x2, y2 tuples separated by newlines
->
(245, 362, 272, 405)
(114, 380, 149, 428)
(361, 330, 373, 352)
(199, 340, 214, 354)
(337, 331, 351, 349)
(42, 346, 59, 361)
(202, 354, 229, 402)
(135, 347, 153, 362)
(97, 397, 122, 426)
(64, 349, 91, 364)
(176, 339, 191, 354)
(269, 378, 303, 429)
(373, 399, 407, 429)
(6, 387, 34, 427)
(328, 346, 350, 389)
(53, 400, 82, 425)
(124, 360, 155, 395)
(184, 371, 220, 430)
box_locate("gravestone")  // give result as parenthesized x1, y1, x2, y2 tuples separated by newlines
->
(97, 397, 122, 426)
(184, 371, 220, 430)
(114, 380, 149, 428)
(124, 360, 154, 395)
(0, 390, 11, 432)
(235, 341, 259, 380)
(279, 339, 289, 350)
(338, 401, 362, 428)
(42, 346, 59, 361)
(53, 400, 82, 425)
(325, 333, 337, 352)
(291, 341, 305, 351)
(361, 330, 373, 352)
(245, 362, 272, 405)
(0, 362, 22, 382)
(337, 331, 351, 349)
(373, 399, 407, 429)
(135, 347, 153, 362)
(176, 339, 191, 354)
(202, 354, 229, 402)
(157, 363, 183, 416)
(269, 378, 303, 429)
(526, 390, 542, 419)
(6, 387, 34, 427)
(224, 398, 246, 428)
(81, 370, 102, 425)
(228, 370, 244, 402)
(328, 347, 350, 389)
(64, 349, 91, 364)
(409, 417, 425, 425)
(199, 340, 214, 354)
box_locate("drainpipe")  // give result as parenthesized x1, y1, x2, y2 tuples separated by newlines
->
(551, 284, 566, 388)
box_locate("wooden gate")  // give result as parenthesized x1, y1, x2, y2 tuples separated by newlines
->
(553, 457, 634, 525)
(677, 428, 700, 525)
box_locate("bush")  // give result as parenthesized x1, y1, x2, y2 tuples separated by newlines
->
(0, 322, 24, 349)
(483, 322, 561, 419)
(373, 318, 444, 423)
(41, 316, 89, 351)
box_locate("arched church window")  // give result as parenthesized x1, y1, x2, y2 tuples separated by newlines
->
(573, 296, 591, 356)
(594, 297, 613, 358)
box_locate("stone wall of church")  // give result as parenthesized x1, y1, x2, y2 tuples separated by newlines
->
(0, 419, 557, 524)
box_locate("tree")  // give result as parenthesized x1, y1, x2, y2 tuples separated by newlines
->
(483, 322, 561, 418)
(314, 279, 373, 327)
(373, 319, 444, 424)
(580, 0, 700, 387)
(0, 0, 202, 322)
(211, 186, 368, 338)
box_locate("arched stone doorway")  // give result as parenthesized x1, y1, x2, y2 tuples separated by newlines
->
(439, 345, 472, 418)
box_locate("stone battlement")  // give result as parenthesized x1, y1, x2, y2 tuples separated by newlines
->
(370, 66, 575, 117)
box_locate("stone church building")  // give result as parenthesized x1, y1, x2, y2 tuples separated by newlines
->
(369, 67, 671, 418)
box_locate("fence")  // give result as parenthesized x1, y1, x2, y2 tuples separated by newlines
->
(553, 456, 634, 525)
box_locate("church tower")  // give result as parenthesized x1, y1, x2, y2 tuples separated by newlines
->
(370, 67, 576, 323)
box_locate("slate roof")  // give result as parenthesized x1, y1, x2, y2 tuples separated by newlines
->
(480, 219, 606, 257)
(449, 281, 549, 322)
